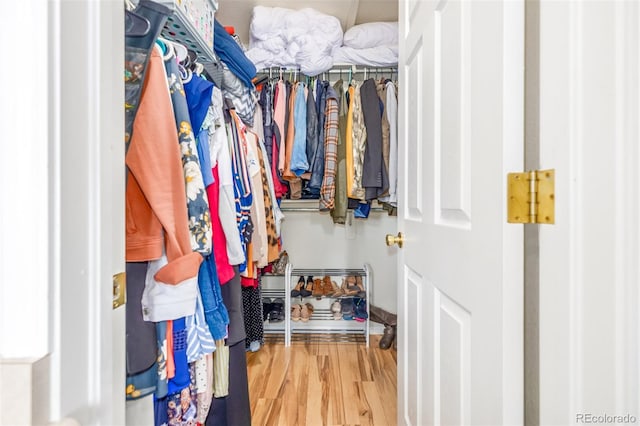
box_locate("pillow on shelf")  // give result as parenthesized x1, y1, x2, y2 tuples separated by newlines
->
(342, 21, 399, 50)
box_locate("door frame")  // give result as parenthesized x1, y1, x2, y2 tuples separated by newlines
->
(536, 1, 640, 424)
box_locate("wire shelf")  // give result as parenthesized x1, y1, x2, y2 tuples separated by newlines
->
(158, 0, 216, 63)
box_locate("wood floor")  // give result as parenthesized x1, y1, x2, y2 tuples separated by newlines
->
(247, 335, 398, 426)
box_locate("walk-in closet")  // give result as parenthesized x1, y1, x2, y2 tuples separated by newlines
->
(124, 0, 400, 424)
(7, 0, 640, 424)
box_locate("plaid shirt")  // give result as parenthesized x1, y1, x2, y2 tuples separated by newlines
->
(320, 87, 340, 210)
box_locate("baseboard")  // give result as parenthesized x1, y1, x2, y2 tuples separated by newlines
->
(0, 354, 51, 425)
(369, 321, 385, 335)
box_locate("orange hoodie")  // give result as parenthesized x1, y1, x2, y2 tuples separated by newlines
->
(126, 47, 202, 284)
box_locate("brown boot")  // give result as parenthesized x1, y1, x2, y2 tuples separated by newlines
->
(312, 278, 323, 299)
(369, 305, 397, 327)
(322, 276, 335, 297)
(379, 324, 396, 350)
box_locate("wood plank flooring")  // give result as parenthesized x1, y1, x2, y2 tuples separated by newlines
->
(247, 335, 397, 426)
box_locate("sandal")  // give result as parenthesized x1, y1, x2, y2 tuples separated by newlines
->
(291, 303, 302, 321)
(301, 302, 315, 322)
(331, 300, 342, 320)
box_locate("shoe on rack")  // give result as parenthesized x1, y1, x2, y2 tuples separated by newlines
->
(291, 276, 305, 297)
(262, 297, 273, 322)
(301, 302, 315, 322)
(330, 279, 340, 296)
(355, 275, 366, 298)
(301, 276, 314, 298)
(322, 276, 336, 297)
(330, 300, 342, 320)
(312, 278, 324, 299)
(269, 298, 285, 322)
(341, 298, 355, 320)
(291, 303, 302, 321)
(379, 324, 396, 350)
(344, 276, 359, 296)
(353, 297, 368, 322)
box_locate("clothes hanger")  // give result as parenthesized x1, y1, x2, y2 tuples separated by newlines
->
(155, 38, 168, 55)
(173, 42, 189, 64)
(125, 9, 150, 37)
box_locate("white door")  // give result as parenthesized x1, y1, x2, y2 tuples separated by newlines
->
(397, 1, 524, 424)
(52, 0, 125, 423)
(538, 1, 640, 424)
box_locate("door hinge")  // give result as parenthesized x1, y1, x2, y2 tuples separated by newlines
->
(113, 272, 126, 309)
(507, 169, 555, 224)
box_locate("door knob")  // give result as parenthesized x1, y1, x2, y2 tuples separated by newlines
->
(385, 232, 404, 248)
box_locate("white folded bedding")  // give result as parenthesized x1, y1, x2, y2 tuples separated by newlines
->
(246, 6, 343, 76)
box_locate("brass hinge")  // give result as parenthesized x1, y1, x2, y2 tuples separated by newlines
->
(507, 169, 555, 224)
(113, 272, 126, 309)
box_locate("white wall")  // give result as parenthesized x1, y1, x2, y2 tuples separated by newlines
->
(0, 0, 50, 361)
(279, 205, 398, 313)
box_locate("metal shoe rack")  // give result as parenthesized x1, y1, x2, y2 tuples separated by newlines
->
(261, 275, 287, 343)
(284, 263, 371, 347)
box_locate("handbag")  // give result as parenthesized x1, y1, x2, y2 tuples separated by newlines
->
(272, 250, 289, 275)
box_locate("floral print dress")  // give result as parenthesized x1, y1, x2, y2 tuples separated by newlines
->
(164, 47, 212, 255)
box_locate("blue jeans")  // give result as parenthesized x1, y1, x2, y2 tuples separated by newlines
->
(291, 83, 310, 176)
(198, 255, 230, 340)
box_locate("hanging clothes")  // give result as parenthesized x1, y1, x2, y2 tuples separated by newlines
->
(242, 278, 265, 352)
(228, 108, 254, 273)
(271, 80, 289, 198)
(377, 80, 391, 192)
(360, 78, 389, 201)
(385, 81, 398, 207)
(350, 80, 367, 201)
(282, 82, 302, 198)
(290, 82, 310, 176)
(308, 79, 329, 194)
(164, 46, 213, 256)
(208, 87, 246, 269)
(319, 86, 339, 210)
(331, 79, 348, 224)
(126, 45, 202, 285)
(244, 127, 268, 269)
(258, 135, 285, 238)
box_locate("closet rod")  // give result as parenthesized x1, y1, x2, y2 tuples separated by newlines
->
(279, 207, 387, 212)
(256, 65, 397, 77)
